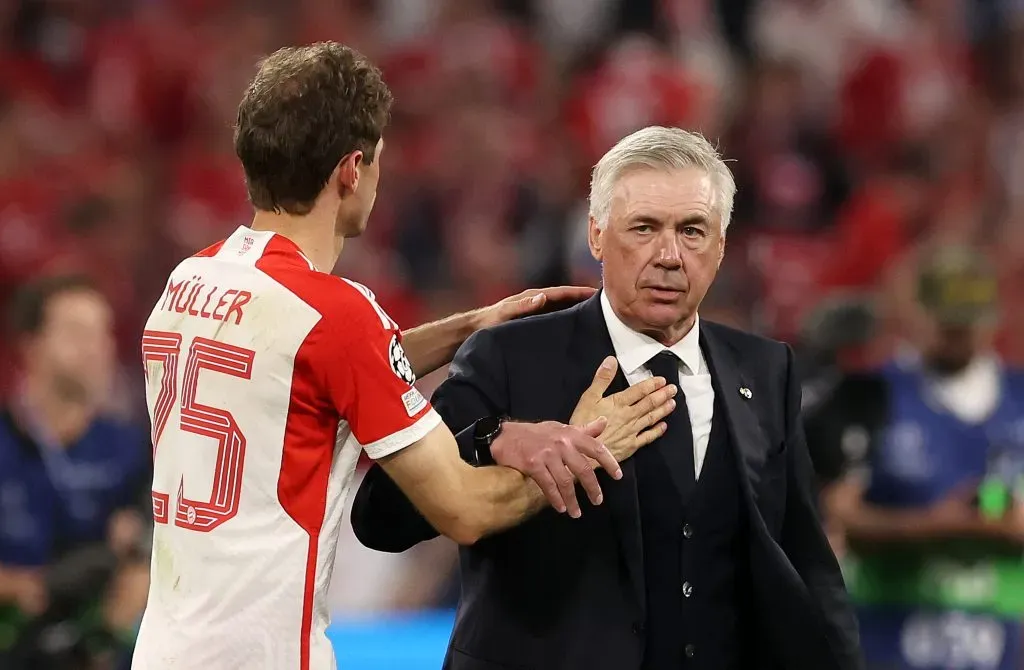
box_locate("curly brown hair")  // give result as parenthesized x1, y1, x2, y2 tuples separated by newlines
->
(234, 42, 394, 215)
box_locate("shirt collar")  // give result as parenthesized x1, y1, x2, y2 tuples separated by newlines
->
(599, 291, 703, 376)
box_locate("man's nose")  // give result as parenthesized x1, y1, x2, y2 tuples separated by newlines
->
(653, 236, 683, 269)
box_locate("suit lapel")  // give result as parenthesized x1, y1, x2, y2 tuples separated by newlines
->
(699, 324, 768, 506)
(565, 293, 645, 614)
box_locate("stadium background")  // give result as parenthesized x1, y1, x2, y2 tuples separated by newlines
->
(2, 0, 1024, 668)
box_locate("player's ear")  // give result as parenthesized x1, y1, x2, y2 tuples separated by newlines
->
(588, 216, 604, 262)
(335, 150, 364, 196)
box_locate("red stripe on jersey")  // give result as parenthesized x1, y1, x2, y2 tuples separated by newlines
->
(255, 240, 338, 670)
(193, 239, 226, 258)
(251, 232, 431, 667)
(275, 328, 334, 670)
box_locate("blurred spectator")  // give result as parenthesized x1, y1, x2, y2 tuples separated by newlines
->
(799, 293, 884, 558)
(830, 246, 1024, 670)
(0, 276, 150, 670)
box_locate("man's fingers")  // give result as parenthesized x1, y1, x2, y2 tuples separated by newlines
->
(531, 467, 568, 514)
(507, 286, 596, 318)
(631, 392, 676, 432)
(571, 427, 622, 480)
(548, 458, 582, 519)
(504, 292, 546, 318)
(592, 442, 623, 480)
(586, 358, 619, 400)
(561, 443, 605, 506)
(539, 286, 598, 304)
(581, 416, 608, 438)
(616, 375, 667, 406)
(635, 422, 668, 449)
(628, 384, 677, 421)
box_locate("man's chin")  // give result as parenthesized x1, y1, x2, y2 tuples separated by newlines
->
(636, 304, 692, 329)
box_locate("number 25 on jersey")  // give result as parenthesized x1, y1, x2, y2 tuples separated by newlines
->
(142, 330, 256, 533)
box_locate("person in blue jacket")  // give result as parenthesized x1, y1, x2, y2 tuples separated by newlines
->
(833, 246, 1024, 670)
(0, 275, 151, 669)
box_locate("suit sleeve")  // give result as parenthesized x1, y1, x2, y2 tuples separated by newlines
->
(350, 328, 511, 552)
(779, 345, 864, 670)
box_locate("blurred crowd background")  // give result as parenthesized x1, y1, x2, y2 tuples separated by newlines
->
(2, 0, 1024, 668)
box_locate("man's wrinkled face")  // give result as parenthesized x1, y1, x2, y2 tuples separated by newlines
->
(589, 166, 725, 343)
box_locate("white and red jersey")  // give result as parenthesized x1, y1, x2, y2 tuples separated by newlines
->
(132, 226, 441, 670)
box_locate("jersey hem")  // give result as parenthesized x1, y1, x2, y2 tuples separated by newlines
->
(362, 408, 443, 459)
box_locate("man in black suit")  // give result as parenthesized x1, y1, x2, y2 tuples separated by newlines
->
(351, 126, 862, 670)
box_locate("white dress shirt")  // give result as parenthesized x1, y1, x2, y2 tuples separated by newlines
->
(600, 292, 716, 478)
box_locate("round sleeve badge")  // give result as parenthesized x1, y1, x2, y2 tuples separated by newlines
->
(388, 334, 416, 385)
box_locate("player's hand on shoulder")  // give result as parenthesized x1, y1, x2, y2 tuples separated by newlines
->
(571, 356, 676, 463)
(474, 286, 597, 329)
(491, 418, 616, 519)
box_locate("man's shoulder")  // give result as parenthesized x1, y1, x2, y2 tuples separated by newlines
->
(256, 267, 397, 332)
(482, 300, 584, 347)
(183, 236, 387, 327)
(701, 320, 789, 357)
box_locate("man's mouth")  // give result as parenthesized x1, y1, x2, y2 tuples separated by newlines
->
(643, 286, 686, 299)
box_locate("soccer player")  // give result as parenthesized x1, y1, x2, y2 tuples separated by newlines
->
(132, 43, 675, 669)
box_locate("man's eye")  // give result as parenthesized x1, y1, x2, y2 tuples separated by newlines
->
(683, 226, 705, 237)
(633, 225, 653, 234)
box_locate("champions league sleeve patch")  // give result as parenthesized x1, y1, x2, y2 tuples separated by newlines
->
(388, 334, 416, 385)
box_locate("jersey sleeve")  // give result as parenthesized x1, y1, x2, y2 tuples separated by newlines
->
(323, 282, 442, 459)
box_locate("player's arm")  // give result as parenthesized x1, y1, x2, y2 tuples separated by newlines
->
(832, 474, 1024, 545)
(351, 327, 523, 552)
(351, 326, 675, 551)
(331, 285, 617, 543)
(376, 419, 605, 545)
(401, 286, 595, 377)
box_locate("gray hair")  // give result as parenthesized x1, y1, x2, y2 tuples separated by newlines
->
(588, 126, 736, 234)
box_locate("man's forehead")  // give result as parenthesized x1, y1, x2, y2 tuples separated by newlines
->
(47, 290, 112, 322)
(610, 167, 715, 216)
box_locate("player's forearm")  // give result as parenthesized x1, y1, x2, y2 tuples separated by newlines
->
(455, 464, 550, 544)
(413, 462, 549, 546)
(401, 311, 481, 378)
(378, 424, 556, 546)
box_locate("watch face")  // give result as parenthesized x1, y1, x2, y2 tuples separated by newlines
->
(476, 417, 501, 439)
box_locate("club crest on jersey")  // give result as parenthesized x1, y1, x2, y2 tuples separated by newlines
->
(389, 335, 416, 385)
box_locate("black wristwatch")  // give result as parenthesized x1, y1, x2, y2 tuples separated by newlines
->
(471, 416, 506, 466)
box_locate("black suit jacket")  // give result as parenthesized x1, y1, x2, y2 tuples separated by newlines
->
(351, 294, 863, 670)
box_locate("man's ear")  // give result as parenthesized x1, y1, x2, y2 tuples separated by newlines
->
(588, 216, 603, 262)
(335, 150, 364, 197)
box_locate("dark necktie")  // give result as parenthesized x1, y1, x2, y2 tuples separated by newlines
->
(645, 351, 696, 496)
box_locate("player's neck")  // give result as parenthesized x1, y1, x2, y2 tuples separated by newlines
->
(250, 210, 342, 272)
